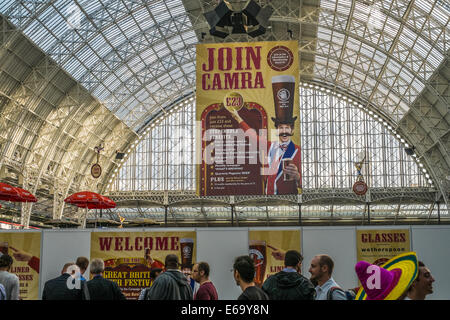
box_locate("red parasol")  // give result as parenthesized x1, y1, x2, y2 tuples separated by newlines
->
(0, 182, 21, 201)
(73, 194, 115, 210)
(100, 195, 116, 209)
(14, 187, 38, 203)
(64, 191, 103, 206)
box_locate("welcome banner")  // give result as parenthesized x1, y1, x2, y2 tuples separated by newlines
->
(249, 230, 301, 287)
(356, 229, 411, 265)
(0, 232, 41, 300)
(196, 40, 300, 196)
(90, 231, 196, 300)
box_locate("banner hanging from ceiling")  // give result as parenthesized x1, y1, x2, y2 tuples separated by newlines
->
(0, 232, 41, 300)
(90, 231, 196, 300)
(196, 40, 300, 196)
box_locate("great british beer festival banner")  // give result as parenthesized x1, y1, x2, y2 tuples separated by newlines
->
(196, 41, 301, 196)
(90, 231, 196, 300)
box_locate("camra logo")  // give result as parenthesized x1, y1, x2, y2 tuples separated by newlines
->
(277, 88, 290, 103)
(249, 249, 264, 267)
(183, 246, 191, 255)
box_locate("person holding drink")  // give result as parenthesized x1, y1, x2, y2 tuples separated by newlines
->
(225, 75, 301, 195)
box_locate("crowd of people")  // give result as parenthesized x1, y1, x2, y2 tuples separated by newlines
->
(0, 250, 435, 301)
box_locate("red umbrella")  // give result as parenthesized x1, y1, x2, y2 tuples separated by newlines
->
(14, 187, 37, 203)
(75, 195, 116, 210)
(0, 182, 21, 201)
(64, 191, 103, 206)
(100, 195, 116, 209)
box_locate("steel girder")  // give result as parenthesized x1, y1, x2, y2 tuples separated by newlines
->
(0, 16, 137, 227)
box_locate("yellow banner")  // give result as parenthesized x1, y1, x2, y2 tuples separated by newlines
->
(356, 229, 410, 265)
(249, 230, 301, 287)
(196, 40, 301, 196)
(90, 231, 196, 300)
(0, 232, 41, 300)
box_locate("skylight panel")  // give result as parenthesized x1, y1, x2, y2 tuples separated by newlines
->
(149, 1, 166, 16)
(336, 0, 351, 16)
(431, 3, 449, 26)
(321, 0, 337, 11)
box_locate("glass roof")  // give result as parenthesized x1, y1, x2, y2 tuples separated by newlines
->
(0, 0, 448, 131)
(314, 0, 448, 122)
(0, 0, 197, 131)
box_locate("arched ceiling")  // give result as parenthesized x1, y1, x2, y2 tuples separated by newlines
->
(0, 0, 448, 226)
(1, 0, 447, 129)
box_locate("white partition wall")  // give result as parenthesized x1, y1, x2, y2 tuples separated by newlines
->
(39, 229, 91, 299)
(3, 225, 448, 300)
(302, 227, 358, 290)
(410, 226, 450, 300)
(196, 228, 249, 300)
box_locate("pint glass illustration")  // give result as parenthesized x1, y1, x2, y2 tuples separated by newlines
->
(271, 75, 296, 126)
(282, 158, 294, 181)
(180, 238, 194, 267)
(249, 239, 267, 287)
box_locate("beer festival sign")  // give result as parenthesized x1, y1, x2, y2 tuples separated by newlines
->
(90, 232, 196, 300)
(196, 41, 301, 196)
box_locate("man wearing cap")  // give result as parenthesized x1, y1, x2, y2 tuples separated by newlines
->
(309, 254, 347, 300)
(226, 107, 301, 195)
(262, 250, 315, 300)
(145, 254, 193, 300)
(404, 261, 435, 300)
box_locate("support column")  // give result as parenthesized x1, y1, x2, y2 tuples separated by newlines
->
(52, 182, 66, 220)
(164, 205, 168, 226)
(20, 202, 32, 229)
(78, 207, 88, 229)
(19, 173, 33, 228)
(298, 203, 302, 226)
(437, 201, 440, 225)
(230, 196, 235, 226)
(298, 194, 302, 226)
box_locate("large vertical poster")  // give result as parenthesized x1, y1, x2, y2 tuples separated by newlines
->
(249, 230, 301, 287)
(196, 41, 301, 196)
(0, 232, 41, 300)
(91, 231, 196, 300)
(356, 229, 411, 265)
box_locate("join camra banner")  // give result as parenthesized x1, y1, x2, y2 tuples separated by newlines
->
(249, 230, 301, 287)
(0, 232, 41, 300)
(356, 229, 411, 265)
(90, 231, 196, 300)
(196, 40, 301, 196)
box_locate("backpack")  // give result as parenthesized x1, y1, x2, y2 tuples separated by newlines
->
(326, 286, 355, 300)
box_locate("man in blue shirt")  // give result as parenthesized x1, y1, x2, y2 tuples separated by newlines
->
(76, 256, 89, 281)
(309, 254, 347, 300)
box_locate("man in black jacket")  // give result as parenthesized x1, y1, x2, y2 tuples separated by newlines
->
(262, 250, 315, 300)
(145, 254, 193, 300)
(86, 258, 126, 300)
(42, 262, 87, 300)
